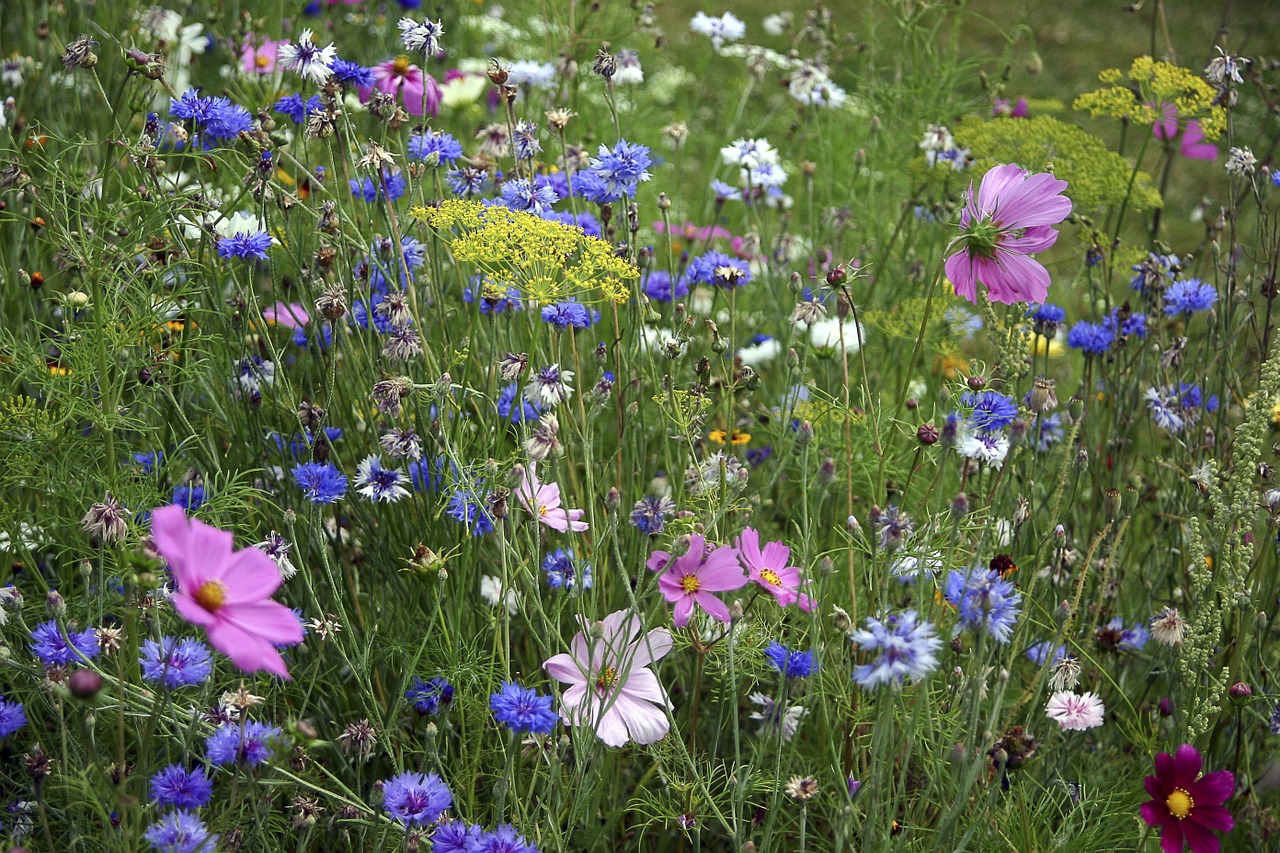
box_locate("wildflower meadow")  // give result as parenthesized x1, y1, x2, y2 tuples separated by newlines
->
(1, 0, 1279, 850)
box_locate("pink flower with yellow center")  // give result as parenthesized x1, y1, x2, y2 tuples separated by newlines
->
(240, 38, 284, 75)
(736, 526, 813, 611)
(361, 57, 442, 118)
(151, 505, 303, 679)
(1140, 744, 1234, 853)
(515, 462, 587, 533)
(646, 534, 746, 627)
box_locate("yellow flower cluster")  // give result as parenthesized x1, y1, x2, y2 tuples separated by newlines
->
(1074, 57, 1225, 140)
(410, 200, 638, 306)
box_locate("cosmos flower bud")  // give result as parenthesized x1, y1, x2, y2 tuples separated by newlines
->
(917, 423, 939, 445)
(69, 669, 102, 700)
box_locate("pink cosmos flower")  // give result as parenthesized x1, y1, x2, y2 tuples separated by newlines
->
(515, 462, 587, 533)
(240, 38, 285, 75)
(646, 534, 746, 627)
(544, 609, 673, 747)
(361, 57, 441, 118)
(993, 96, 1029, 118)
(944, 163, 1073, 305)
(1154, 103, 1217, 161)
(262, 301, 310, 330)
(1140, 744, 1234, 853)
(736, 527, 813, 611)
(1044, 690, 1105, 731)
(652, 220, 732, 242)
(151, 505, 303, 679)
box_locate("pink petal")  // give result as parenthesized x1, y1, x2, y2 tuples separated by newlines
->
(565, 509, 588, 532)
(1179, 818, 1222, 853)
(1191, 803, 1234, 832)
(612, 691, 670, 744)
(619, 668, 668, 705)
(795, 592, 816, 613)
(1180, 121, 1217, 160)
(1160, 822, 1184, 853)
(171, 592, 219, 629)
(1191, 769, 1234, 804)
(1145, 775, 1166, 800)
(262, 301, 309, 329)
(694, 591, 731, 622)
(983, 250, 1052, 304)
(1140, 800, 1168, 828)
(695, 546, 747, 592)
(594, 704, 631, 747)
(646, 550, 674, 573)
(945, 251, 980, 303)
(221, 601, 304, 646)
(205, 619, 291, 679)
(1153, 103, 1179, 140)
(1172, 744, 1203, 787)
(990, 170, 1072, 228)
(1000, 224, 1060, 255)
(627, 628, 673, 669)
(539, 508, 570, 532)
(759, 539, 791, 569)
(672, 596, 694, 627)
(544, 652, 587, 686)
(975, 164, 1029, 216)
(1153, 751, 1176, 781)
(214, 548, 283, 605)
(735, 527, 763, 570)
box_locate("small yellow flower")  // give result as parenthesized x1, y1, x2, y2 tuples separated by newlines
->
(708, 429, 751, 446)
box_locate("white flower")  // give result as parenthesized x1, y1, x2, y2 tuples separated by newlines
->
(763, 12, 793, 36)
(919, 124, 955, 152)
(720, 137, 779, 169)
(213, 211, 277, 243)
(480, 575, 520, 615)
(958, 431, 1010, 470)
(1045, 691, 1105, 731)
(808, 317, 865, 352)
(1149, 607, 1186, 647)
(613, 49, 644, 86)
(440, 74, 488, 109)
(398, 17, 445, 55)
(690, 11, 746, 50)
(748, 693, 807, 742)
(1225, 146, 1256, 175)
(737, 337, 781, 367)
(277, 29, 336, 84)
(506, 60, 557, 88)
(1204, 47, 1244, 86)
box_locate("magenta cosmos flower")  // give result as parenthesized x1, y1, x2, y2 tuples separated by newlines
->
(736, 527, 813, 611)
(944, 163, 1072, 305)
(151, 506, 303, 679)
(361, 58, 441, 118)
(544, 609, 673, 747)
(1154, 104, 1217, 161)
(646, 534, 746, 627)
(515, 462, 587, 533)
(1140, 744, 1234, 853)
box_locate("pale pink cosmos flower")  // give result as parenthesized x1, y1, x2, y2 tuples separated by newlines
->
(239, 38, 284, 75)
(151, 505, 303, 679)
(1045, 690, 1105, 731)
(646, 534, 746, 627)
(544, 609, 673, 747)
(736, 527, 813, 611)
(361, 58, 442, 118)
(944, 163, 1072, 305)
(262, 301, 309, 330)
(515, 462, 587, 533)
(1153, 103, 1217, 161)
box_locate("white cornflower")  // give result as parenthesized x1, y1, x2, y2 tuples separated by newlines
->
(1225, 146, 1256, 175)
(354, 455, 411, 503)
(277, 29, 336, 84)
(919, 124, 955, 152)
(1045, 691, 1105, 731)
(958, 431, 1011, 470)
(763, 12, 793, 36)
(1204, 46, 1244, 86)
(613, 49, 644, 86)
(748, 693, 807, 742)
(690, 11, 746, 51)
(398, 18, 444, 55)
(480, 575, 520, 615)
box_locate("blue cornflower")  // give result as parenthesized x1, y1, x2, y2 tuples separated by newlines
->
(498, 178, 558, 215)
(143, 810, 217, 853)
(765, 641, 815, 679)
(572, 139, 653, 203)
(1100, 617, 1149, 651)
(292, 461, 348, 504)
(382, 771, 453, 827)
(408, 456, 447, 493)
(542, 548, 592, 591)
(540, 301, 595, 330)
(273, 93, 322, 124)
(1145, 387, 1186, 433)
(132, 450, 164, 474)
(168, 88, 253, 142)
(944, 567, 1022, 643)
(217, 231, 274, 260)
(409, 131, 464, 166)
(464, 281, 522, 315)
(1026, 303, 1065, 336)
(432, 821, 485, 853)
(1130, 252, 1181, 294)
(686, 250, 751, 288)
(447, 489, 495, 536)
(538, 209, 602, 238)
(354, 455, 411, 503)
(710, 179, 741, 201)
(959, 390, 1019, 431)
(1163, 278, 1218, 316)
(350, 171, 407, 203)
(406, 676, 454, 715)
(641, 270, 689, 303)
(149, 765, 213, 810)
(171, 485, 205, 511)
(496, 383, 541, 424)
(630, 495, 675, 535)
(1024, 641, 1067, 667)
(1032, 413, 1064, 452)
(476, 824, 538, 853)
(206, 721, 282, 767)
(511, 120, 541, 161)
(140, 637, 214, 689)
(0, 696, 26, 738)
(1103, 307, 1147, 338)
(30, 620, 100, 667)
(490, 682, 558, 735)
(1065, 320, 1113, 354)
(329, 58, 375, 88)
(446, 166, 491, 197)
(850, 610, 942, 690)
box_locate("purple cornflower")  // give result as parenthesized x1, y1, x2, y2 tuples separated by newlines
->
(944, 567, 1023, 643)
(168, 88, 253, 142)
(30, 620, 100, 667)
(476, 824, 538, 853)
(0, 697, 26, 738)
(144, 810, 217, 852)
(150, 765, 213, 810)
(511, 120, 541, 161)
(432, 821, 485, 853)
(765, 641, 815, 679)
(1103, 307, 1147, 339)
(406, 676, 454, 715)
(171, 484, 205, 511)
(851, 610, 942, 689)
(1025, 641, 1067, 666)
(631, 495, 675, 535)
(498, 178, 558, 215)
(354, 455, 411, 503)
(1065, 320, 1113, 354)
(206, 721, 283, 766)
(642, 270, 689, 303)
(1130, 252, 1181, 294)
(871, 506, 914, 551)
(959, 390, 1019, 431)
(382, 771, 453, 827)
(217, 231, 274, 261)
(1098, 617, 1149, 651)
(409, 131, 464, 166)
(490, 682, 558, 735)
(1163, 278, 1218, 316)
(140, 637, 214, 688)
(496, 383, 541, 423)
(686, 250, 751, 288)
(292, 461, 348, 504)
(543, 548, 591, 591)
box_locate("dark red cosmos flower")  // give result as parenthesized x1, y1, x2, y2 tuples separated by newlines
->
(1140, 744, 1234, 853)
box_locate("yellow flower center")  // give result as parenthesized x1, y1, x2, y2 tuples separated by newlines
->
(392, 56, 412, 76)
(595, 666, 618, 692)
(1166, 788, 1194, 820)
(193, 580, 227, 613)
(255, 55, 271, 69)
(680, 575, 701, 594)
(760, 569, 783, 587)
